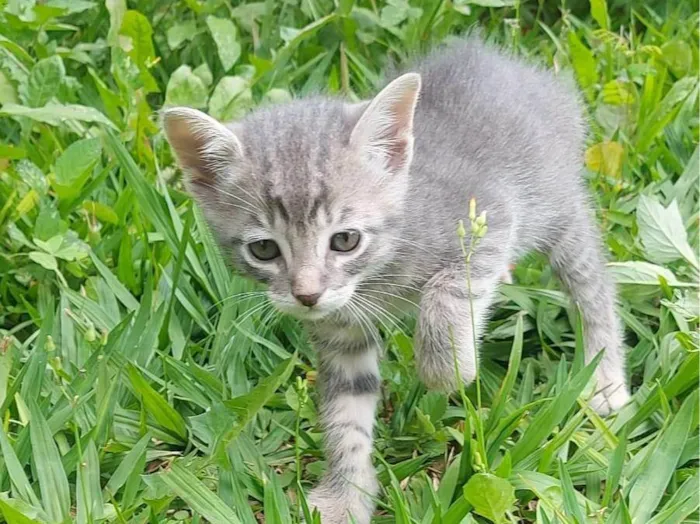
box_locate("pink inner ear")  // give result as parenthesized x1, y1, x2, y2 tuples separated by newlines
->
(164, 117, 210, 181)
(351, 74, 420, 174)
(164, 112, 241, 185)
(391, 88, 418, 133)
(386, 137, 410, 171)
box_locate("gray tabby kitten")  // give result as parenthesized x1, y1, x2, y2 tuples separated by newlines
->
(162, 37, 630, 524)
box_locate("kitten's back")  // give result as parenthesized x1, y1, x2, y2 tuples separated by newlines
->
(403, 37, 589, 258)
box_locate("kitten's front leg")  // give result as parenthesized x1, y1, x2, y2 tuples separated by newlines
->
(416, 263, 504, 391)
(307, 323, 381, 524)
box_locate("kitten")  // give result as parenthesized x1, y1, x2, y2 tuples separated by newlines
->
(162, 37, 630, 524)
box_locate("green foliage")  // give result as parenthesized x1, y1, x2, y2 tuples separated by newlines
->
(0, 0, 698, 523)
(464, 473, 515, 523)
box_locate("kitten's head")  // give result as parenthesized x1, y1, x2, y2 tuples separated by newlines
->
(162, 73, 421, 321)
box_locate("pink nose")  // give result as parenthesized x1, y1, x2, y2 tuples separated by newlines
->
(294, 292, 321, 307)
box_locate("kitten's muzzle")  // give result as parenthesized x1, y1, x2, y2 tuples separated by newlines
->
(292, 265, 324, 307)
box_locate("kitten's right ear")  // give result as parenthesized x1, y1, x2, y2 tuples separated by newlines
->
(349, 73, 421, 177)
(161, 107, 244, 186)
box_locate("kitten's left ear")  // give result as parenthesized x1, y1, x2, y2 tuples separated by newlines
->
(161, 106, 244, 188)
(350, 72, 421, 176)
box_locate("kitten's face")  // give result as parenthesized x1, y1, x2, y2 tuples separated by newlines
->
(220, 171, 398, 321)
(163, 74, 421, 321)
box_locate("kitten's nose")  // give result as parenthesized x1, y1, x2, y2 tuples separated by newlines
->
(294, 292, 321, 307)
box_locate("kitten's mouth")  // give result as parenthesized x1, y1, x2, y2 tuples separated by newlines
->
(269, 287, 354, 321)
(274, 303, 334, 321)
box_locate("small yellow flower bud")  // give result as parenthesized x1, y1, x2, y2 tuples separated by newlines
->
(457, 220, 466, 239)
(51, 356, 62, 370)
(85, 322, 96, 342)
(468, 198, 477, 221)
(45, 335, 56, 352)
(476, 211, 487, 227)
(473, 446, 485, 471)
(306, 370, 317, 385)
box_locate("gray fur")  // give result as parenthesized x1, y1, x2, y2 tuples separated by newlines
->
(162, 36, 630, 523)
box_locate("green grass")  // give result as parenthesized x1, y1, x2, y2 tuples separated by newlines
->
(0, 0, 698, 523)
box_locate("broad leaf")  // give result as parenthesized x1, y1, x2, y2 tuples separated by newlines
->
(608, 261, 684, 286)
(585, 141, 624, 178)
(119, 10, 158, 92)
(164, 65, 208, 109)
(568, 32, 597, 89)
(0, 102, 117, 129)
(21, 56, 65, 107)
(590, 0, 609, 29)
(167, 20, 198, 49)
(105, 0, 126, 45)
(28, 252, 57, 271)
(463, 473, 515, 523)
(637, 195, 698, 268)
(53, 137, 102, 199)
(208, 75, 252, 121)
(206, 16, 241, 71)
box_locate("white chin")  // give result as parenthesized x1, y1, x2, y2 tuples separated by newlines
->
(274, 303, 333, 321)
(297, 309, 331, 321)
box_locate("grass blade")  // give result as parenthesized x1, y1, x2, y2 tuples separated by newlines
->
(628, 390, 698, 522)
(0, 426, 41, 507)
(157, 461, 242, 524)
(89, 251, 139, 311)
(511, 352, 602, 465)
(27, 398, 70, 523)
(486, 312, 524, 433)
(126, 363, 188, 441)
(557, 459, 586, 523)
(104, 432, 151, 498)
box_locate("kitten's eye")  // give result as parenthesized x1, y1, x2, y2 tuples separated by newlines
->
(248, 239, 281, 261)
(330, 230, 361, 252)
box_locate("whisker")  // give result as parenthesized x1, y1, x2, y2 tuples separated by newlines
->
(209, 183, 260, 209)
(362, 273, 424, 287)
(353, 293, 412, 340)
(354, 301, 396, 343)
(364, 273, 420, 279)
(197, 181, 263, 215)
(232, 300, 273, 326)
(380, 234, 444, 260)
(227, 180, 268, 210)
(219, 201, 261, 215)
(356, 288, 420, 309)
(353, 294, 403, 331)
(344, 301, 370, 348)
(206, 291, 268, 313)
(347, 300, 383, 351)
(259, 306, 281, 330)
(357, 281, 422, 293)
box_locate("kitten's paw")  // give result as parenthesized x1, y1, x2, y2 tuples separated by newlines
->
(307, 484, 374, 524)
(589, 383, 631, 416)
